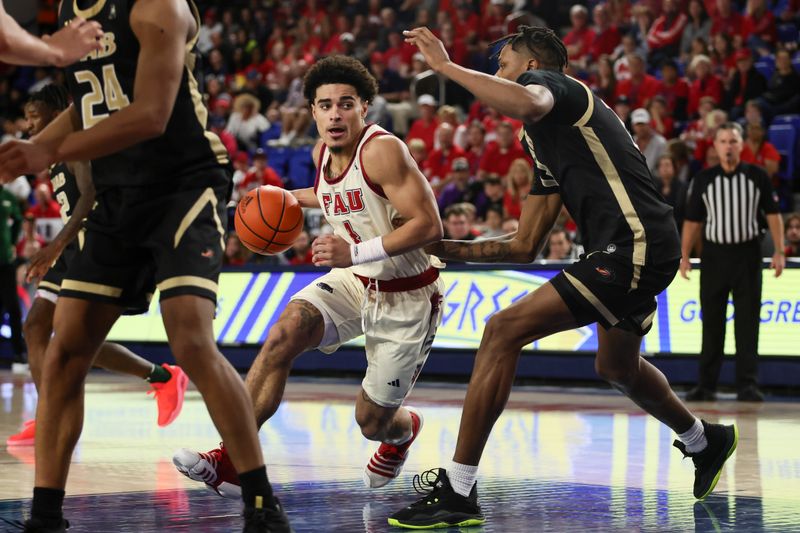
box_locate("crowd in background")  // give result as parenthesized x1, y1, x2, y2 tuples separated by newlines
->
(1, 0, 799, 272)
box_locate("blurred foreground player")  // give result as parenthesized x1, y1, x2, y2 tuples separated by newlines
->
(388, 26, 738, 529)
(0, 1, 288, 531)
(6, 85, 188, 448)
(173, 55, 444, 496)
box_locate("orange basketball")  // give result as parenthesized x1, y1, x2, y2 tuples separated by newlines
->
(234, 186, 304, 255)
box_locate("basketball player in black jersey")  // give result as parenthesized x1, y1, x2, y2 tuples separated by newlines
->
(5, 85, 189, 449)
(388, 26, 738, 529)
(0, 1, 287, 532)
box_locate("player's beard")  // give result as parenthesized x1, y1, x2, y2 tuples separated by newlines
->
(328, 144, 345, 154)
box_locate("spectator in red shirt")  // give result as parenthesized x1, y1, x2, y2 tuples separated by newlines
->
(741, 122, 780, 181)
(591, 54, 618, 108)
(588, 4, 621, 64)
(647, 0, 688, 65)
(742, 0, 777, 52)
(16, 215, 47, 260)
(238, 149, 284, 194)
(711, 0, 743, 38)
(563, 4, 596, 68)
(657, 59, 690, 120)
(406, 94, 440, 151)
(614, 53, 662, 109)
(407, 138, 428, 170)
(687, 54, 723, 117)
(452, 0, 480, 45)
(27, 184, 60, 219)
(504, 158, 533, 221)
(478, 121, 528, 180)
(480, 0, 509, 44)
(423, 122, 467, 191)
(648, 96, 675, 138)
(463, 120, 487, 176)
(287, 230, 314, 265)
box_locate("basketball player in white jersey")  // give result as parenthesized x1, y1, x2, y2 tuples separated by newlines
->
(174, 55, 445, 496)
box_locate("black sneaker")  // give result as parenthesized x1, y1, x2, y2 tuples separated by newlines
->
(387, 468, 485, 529)
(242, 498, 293, 533)
(685, 387, 717, 402)
(736, 386, 764, 402)
(673, 420, 738, 499)
(21, 517, 69, 532)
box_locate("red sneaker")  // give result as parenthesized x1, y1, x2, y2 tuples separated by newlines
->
(363, 406, 424, 488)
(147, 364, 188, 427)
(173, 444, 241, 499)
(6, 419, 36, 446)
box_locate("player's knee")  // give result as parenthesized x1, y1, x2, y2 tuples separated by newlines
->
(169, 336, 218, 367)
(485, 311, 524, 351)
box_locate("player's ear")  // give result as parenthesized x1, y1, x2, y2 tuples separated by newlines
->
(527, 58, 537, 71)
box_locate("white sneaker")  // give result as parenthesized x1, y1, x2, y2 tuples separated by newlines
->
(363, 406, 424, 488)
(173, 445, 241, 499)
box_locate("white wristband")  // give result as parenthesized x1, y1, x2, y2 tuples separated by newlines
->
(350, 236, 389, 265)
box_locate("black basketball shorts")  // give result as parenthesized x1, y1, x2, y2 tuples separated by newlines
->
(59, 169, 231, 311)
(550, 251, 679, 337)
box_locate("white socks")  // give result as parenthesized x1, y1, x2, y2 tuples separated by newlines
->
(447, 461, 478, 497)
(678, 418, 708, 453)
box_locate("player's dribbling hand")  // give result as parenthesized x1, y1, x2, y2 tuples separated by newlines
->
(679, 257, 692, 280)
(46, 17, 104, 67)
(403, 27, 450, 72)
(312, 234, 353, 268)
(0, 140, 57, 183)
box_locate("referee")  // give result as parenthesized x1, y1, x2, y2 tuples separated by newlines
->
(680, 122, 785, 402)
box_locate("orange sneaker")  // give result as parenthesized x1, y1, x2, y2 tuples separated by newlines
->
(7, 419, 36, 446)
(147, 364, 188, 427)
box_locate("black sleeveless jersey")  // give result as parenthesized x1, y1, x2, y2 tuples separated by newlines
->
(58, 0, 229, 188)
(516, 70, 680, 267)
(49, 162, 81, 222)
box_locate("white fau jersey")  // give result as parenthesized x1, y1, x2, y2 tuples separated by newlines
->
(314, 124, 435, 280)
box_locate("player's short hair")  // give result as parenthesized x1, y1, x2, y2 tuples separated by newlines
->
(491, 25, 568, 71)
(303, 55, 378, 105)
(27, 84, 70, 113)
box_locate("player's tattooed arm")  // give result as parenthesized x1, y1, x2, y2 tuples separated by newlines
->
(428, 193, 563, 264)
(427, 237, 516, 263)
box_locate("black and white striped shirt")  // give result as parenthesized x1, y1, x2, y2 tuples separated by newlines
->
(685, 163, 779, 244)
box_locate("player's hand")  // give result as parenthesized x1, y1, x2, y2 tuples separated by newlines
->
(312, 234, 352, 268)
(26, 243, 62, 283)
(45, 17, 104, 67)
(679, 256, 692, 280)
(771, 251, 785, 278)
(0, 140, 58, 183)
(403, 27, 451, 72)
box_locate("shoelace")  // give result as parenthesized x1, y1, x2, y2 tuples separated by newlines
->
(412, 468, 443, 496)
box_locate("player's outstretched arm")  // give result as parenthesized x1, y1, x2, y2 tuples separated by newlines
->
(427, 193, 562, 263)
(0, 3, 102, 66)
(361, 135, 443, 256)
(26, 160, 95, 282)
(404, 27, 554, 123)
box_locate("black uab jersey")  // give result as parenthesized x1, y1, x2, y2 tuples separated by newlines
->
(49, 162, 81, 223)
(58, 0, 229, 187)
(516, 70, 681, 270)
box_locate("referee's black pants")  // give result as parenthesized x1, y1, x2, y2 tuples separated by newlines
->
(698, 239, 762, 391)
